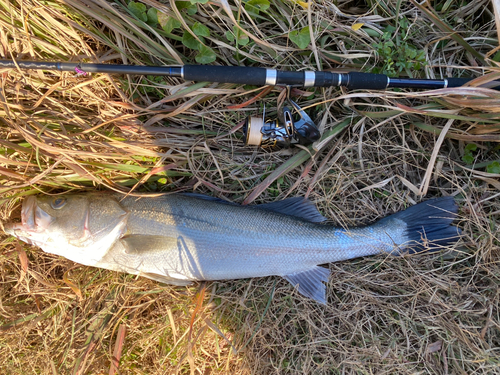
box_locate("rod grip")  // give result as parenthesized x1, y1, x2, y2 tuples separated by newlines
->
(347, 72, 388, 90)
(183, 65, 267, 85)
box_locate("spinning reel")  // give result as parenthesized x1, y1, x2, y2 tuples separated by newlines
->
(243, 96, 321, 149)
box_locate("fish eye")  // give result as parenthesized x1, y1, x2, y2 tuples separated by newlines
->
(50, 197, 67, 210)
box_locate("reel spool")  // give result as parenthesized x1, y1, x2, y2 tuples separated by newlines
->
(243, 100, 321, 149)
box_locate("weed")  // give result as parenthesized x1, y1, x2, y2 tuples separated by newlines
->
(372, 17, 426, 77)
(462, 143, 478, 164)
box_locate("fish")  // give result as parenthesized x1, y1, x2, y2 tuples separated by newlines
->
(4, 193, 461, 304)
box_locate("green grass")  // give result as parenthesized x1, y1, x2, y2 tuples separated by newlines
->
(0, 0, 499, 374)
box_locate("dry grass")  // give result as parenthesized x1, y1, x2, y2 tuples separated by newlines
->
(0, 0, 500, 373)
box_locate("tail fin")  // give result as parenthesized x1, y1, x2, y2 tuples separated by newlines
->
(379, 197, 461, 254)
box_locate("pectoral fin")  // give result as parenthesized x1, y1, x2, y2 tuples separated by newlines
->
(120, 235, 178, 254)
(284, 266, 330, 305)
(119, 235, 194, 286)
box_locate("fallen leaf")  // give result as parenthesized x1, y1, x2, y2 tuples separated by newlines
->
(352, 23, 364, 31)
(426, 340, 442, 354)
(63, 269, 83, 300)
(15, 241, 28, 286)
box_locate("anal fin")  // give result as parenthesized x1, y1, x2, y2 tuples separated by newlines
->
(284, 266, 330, 305)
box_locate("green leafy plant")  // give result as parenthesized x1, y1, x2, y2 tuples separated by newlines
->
(181, 32, 199, 50)
(462, 143, 477, 164)
(245, 0, 270, 15)
(126, 0, 216, 63)
(460, 144, 500, 173)
(176, 1, 198, 15)
(127, 1, 157, 26)
(158, 13, 181, 33)
(226, 26, 249, 46)
(289, 26, 310, 49)
(192, 22, 210, 37)
(195, 45, 216, 64)
(128, 1, 147, 21)
(146, 8, 158, 26)
(486, 161, 500, 173)
(181, 22, 216, 63)
(372, 17, 426, 77)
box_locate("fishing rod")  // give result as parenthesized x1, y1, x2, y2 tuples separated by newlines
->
(0, 59, 485, 90)
(1, 59, 496, 148)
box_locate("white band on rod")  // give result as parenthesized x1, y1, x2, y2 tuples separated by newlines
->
(304, 71, 315, 87)
(265, 70, 277, 85)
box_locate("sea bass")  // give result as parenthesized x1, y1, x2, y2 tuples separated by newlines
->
(4, 193, 460, 304)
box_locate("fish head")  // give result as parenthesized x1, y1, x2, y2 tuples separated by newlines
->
(5, 194, 128, 265)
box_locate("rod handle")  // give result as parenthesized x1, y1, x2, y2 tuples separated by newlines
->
(346, 72, 389, 90)
(183, 65, 344, 87)
(183, 65, 267, 85)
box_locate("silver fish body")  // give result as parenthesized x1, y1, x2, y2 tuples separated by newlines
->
(4, 193, 460, 304)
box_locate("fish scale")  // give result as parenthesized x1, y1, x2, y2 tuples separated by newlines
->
(4, 193, 461, 304)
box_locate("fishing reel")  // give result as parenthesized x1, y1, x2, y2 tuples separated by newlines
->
(243, 99, 321, 149)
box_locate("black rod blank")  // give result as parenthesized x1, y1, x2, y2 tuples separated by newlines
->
(0, 60, 184, 78)
(0, 59, 495, 90)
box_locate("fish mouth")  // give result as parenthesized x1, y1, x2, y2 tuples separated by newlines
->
(4, 196, 54, 243)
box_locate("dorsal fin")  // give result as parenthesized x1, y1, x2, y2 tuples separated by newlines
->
(256, 197, 327, 223)
(182, 193, 326, 223)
